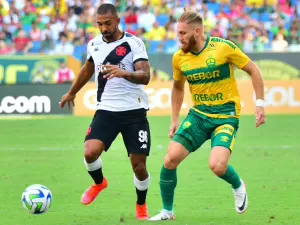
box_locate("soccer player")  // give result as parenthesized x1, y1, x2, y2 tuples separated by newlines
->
(59, 4, 151, 220)
(149, 10, 266, 221)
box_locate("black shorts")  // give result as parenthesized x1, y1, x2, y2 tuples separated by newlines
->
(85, 108, 151, 156)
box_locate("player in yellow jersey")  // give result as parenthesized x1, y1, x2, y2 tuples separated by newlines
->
(149, 9, 266, 221)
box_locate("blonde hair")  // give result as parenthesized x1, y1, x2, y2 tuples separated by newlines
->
(178, 6, 203, 25)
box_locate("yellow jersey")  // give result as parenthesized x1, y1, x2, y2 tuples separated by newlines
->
(173, 36, 250, 118)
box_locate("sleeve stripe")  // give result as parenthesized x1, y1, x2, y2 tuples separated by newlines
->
(133, 58, 148, 64)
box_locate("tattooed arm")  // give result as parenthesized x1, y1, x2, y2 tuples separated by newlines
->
(103, 38, 151, 85)
(102, 60, 151, 85)
(125, 60, 151, 85)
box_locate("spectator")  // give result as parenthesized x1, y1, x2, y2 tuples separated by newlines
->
(54, 34, 74, 55)
(165, 25, 176, 40)
(0, 0, 298, 56)
(126, 24, 137, 36)
(0, 40, 13, 55)
(49, 16, 64, 42)
(69, 0, 83, 15)
(55, 62, 75, 84)
(13, 30, 32, 54)
(124, 7, 138, 24)
(0, 32, 10, 45)
(35, 15, 47, 30)
(3, 9, 19, 24)
(254, 30, 269, 52)
(1, 24, 12, 42)
(286, 28, 300, 45)
(40, 32, 54, 53)
(29, 23, 42, 42)
(20, 4, 36, 25)
(271, 33, 288, 52)
(243, 32, 255, 52)
(138, 6, 156, 32)
(144, 22, 166, 41)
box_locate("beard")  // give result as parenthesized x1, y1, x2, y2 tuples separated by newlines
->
(102, 28, 117, 41)
(180, 35, 197, 53)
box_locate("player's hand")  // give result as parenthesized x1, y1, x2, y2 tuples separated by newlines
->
(169, 121, 179, 139)
(255, 106, 266, 127)
(59, 92, 76, 110)
(103, 65, 127, 80)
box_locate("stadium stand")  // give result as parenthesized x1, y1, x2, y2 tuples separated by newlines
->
(0, 0, 299, 58)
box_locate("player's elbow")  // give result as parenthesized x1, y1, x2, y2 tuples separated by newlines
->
(143, 74, 150, 85)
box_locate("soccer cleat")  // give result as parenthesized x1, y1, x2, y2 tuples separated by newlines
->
(80, 178, 108, 205)
(148, 209, 175, 221)
(232, 179, 248, 214)
(136, 203, 149, 220)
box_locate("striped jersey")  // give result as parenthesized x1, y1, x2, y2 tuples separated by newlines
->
(86, 32, 149, 112)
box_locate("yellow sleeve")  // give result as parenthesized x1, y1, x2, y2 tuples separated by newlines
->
(172, 53, 184, 81)
(225, 41, 250, 69)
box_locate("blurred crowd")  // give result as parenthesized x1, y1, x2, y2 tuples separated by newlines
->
(0, 0, 300, 59)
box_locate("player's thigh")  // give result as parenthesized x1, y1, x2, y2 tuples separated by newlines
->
(172, 111, 209, 153)
(121, 114, 151, 156)
(211, 122, 238, 152)
(85, 110, 120, 152)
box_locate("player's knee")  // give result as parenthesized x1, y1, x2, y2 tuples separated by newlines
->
(164, 155, 179, 170)
(133, 162, 147, 177)
(209, 160, 227, 176)
(84, 142, 101, 163)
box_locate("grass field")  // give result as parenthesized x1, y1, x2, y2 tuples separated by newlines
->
(1, 115, 300, 225)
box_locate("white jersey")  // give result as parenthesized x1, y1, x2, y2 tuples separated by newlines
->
(86, 32, 149, 112)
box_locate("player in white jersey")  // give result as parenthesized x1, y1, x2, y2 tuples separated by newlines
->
(59, 4, 151, 220)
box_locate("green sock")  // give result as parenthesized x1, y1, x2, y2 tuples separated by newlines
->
(219, 165, 241, 189)
(160, 166, 177, 211)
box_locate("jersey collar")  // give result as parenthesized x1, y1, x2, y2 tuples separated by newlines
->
(190, 36, 210, 56)
(102, 32, 125, 43)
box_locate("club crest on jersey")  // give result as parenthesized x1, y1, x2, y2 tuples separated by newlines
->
(206, 56, 216, 68)
(116, 46, 127, 56)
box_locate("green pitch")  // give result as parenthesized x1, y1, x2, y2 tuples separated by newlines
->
(0, 115, 299, 225)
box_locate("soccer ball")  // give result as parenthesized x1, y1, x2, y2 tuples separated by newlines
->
(21, 184, 52, 214)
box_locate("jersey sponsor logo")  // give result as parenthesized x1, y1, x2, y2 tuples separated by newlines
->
(184, 63, 231, 84)
(210, 37, 236, 50)
(186, 70, 220, 82)
(193, 93, 223, 102)
(0, 96, 51, 114)
(116, 46, 127, 56)
(96, 62, 125, 74)
(214, 124, 235, 136)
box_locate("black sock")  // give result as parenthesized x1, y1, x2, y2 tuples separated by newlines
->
(136, 188, 148, 205)
(88, 168, 103, 184)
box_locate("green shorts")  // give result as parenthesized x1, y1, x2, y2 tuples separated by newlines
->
(172, 109, 239, 153)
